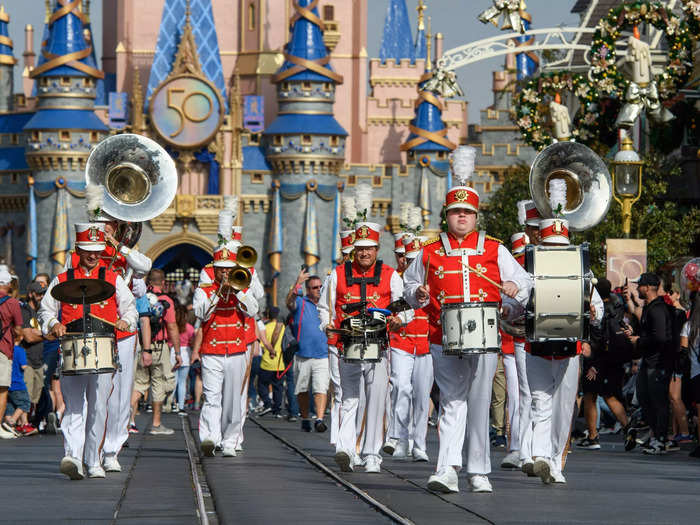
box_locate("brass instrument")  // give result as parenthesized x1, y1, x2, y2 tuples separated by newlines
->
(235, 245, 257, 269)
(529, 141, 612, 231)
(228, 266, 252, 291)
(85, 133, 178, 223)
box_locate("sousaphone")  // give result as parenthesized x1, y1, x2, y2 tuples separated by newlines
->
(85, 134, 178, 223)
(529, 141, 612, 231)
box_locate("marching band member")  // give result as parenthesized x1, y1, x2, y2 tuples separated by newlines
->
(72, 184, 152, 471)
(319, 221, 410, 473)
(39, 223, 137, 480)
(526, 216, 603, 485)
(514, 200, 540, 475)
(328, 229, 355, 446)
(387, 235, 433, 461)
(191, 239, 259, 457)
(403, 146, 531, 493)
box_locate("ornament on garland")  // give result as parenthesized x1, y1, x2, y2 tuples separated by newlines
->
(478, 0, 527, 34)
(588, 1, 693, 121)
(681, 1, 700, 35)
(422, 66, 464, 98)
(513, 71, 603, 150)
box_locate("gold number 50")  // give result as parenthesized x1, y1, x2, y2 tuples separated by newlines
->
(166, 87, 214, 138)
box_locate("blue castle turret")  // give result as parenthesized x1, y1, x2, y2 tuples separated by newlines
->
(23, 1, 108, 274)
(379, 0, 415, 64)
(263, 0, 347, 294)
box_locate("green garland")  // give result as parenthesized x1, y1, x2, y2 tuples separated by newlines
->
(513, 71, 601, 151)
(589, 1, 693, 101)
(682, 0, 700, 38)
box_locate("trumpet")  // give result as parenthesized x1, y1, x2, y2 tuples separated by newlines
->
(236, 245, 257, 269)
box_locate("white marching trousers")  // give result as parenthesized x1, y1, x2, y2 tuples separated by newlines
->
(235, 346, 254, 448)
(199, 353, 247, 449)
(431, 344, 497, 475)
(329, 347, 341, 446)
(60, 373, 112, 468)
(389, 349, 433, 452)
(502, 352, 520, 453)
(526, 354, 579, 469)
(104, 335, 137, 458)
(336, 355, 388, 460)
(515, 342, 533, 462)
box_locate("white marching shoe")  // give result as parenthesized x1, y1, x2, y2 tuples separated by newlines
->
(412, 448, 429, 462)
(365, 455, 381, 473)
(551, 468, 566, 484)
(382, 438, 398, 455)
(87, 465, 106, 479)
(469, 474, 493, 493)
(103, 455, 122, 472)
(500, 450, 520, 469)
(427, 467, 459, 493)
(222, 447, 237, 457)
(60, 456, 84, 480)
(392, 440, 411, 459)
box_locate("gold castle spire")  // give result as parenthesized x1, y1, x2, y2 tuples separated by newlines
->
(170, 0, 203, 76)
(417, 1, 426, 31)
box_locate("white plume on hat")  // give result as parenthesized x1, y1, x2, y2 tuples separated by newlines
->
(548, 179, 567, 217)
(341, 195, 357, 228)
(354, 183, 373, 220)
(217, 210, 233, 244)
(399, 202, 412, 227)
(408, 205, 423, 231)
(223, 195, 239, 221)
(450, 146, 477, 187)
(86, 183, 105, 221)
(517, 200, 529, 226)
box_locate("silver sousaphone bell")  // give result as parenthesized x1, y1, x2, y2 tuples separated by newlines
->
(85, 133, 178, 223)
(529, 141, 612, 231)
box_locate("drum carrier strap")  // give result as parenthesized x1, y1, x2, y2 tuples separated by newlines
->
(344, 260, 383, 307)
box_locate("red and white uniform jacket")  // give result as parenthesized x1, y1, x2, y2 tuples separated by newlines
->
(403, 231, 531, 347)
(193, 279, 259, 356)
(318, 260, 411, 351)
(38, 265, 138, 337)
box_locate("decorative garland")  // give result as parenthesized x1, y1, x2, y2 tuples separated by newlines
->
(588, 2, 693, 101)
(681, 0, 700, 37)
(513, 71, 603, 150)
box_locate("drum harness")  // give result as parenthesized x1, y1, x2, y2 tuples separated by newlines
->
(65, 267, 120, 371)
(343, 260, 384, 360)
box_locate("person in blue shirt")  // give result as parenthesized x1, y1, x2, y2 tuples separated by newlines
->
(3, 345, 33, 436)
(286, 267, 329, 433)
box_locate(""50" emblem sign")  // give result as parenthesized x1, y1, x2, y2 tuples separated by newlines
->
(149, 74, 224, 149)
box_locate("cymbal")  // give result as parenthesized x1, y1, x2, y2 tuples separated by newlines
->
(51, 279, 116, 305)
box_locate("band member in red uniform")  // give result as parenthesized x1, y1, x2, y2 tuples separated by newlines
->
(191, 241, 259, 457)
(403, 146, 531, 493)
(387, 235, 433, 461)
(39, 223, 137, 480)
(319, 222, 410, 474)
(526, 217, 602, 485)
(76, 184, 151, 472)
(329, 229, 355, 446)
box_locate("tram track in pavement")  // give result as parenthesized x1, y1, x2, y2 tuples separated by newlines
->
(250, 417, 493, 525)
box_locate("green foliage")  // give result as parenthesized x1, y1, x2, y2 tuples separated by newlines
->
(481, 155, 700, 276)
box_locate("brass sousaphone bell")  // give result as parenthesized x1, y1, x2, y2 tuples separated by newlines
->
(225, 245, 258, 291)
(529, 141, 612, 231)
(85, 134, 178, 224)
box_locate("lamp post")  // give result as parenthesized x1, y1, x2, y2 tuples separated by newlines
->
(611, 136, 643, 238)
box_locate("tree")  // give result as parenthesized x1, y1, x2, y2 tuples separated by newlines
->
(481, 153, 700, 276)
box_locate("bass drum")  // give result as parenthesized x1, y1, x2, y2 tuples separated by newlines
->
(61, 333, 116, 375)
(525, 243, 591, 343)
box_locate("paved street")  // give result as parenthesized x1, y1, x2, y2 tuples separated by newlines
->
(1, 412, 697, 525)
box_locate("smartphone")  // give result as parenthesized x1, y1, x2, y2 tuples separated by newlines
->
(301, 264, 308, 272)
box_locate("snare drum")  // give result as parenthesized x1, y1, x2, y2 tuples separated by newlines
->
(340, 312, 388, 363)
(61, 332, 116, 375)
(441, 302, 500, 356)
(525, 244, 591, 344)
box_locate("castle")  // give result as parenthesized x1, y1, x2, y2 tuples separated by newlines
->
(0, 0, 536, 305)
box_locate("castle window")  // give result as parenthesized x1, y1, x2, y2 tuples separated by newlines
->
(60, 77, 71, 86)
(89, 131, 100, 143)
(250, 173, 264, 184)
(248, 3, 256, 31)
(273, 135, 282, 146)
(10, 134, 18, 145)
(329, 136, 339, 146)
(372, 175, 382, 187)
(30, 131, 40, 142)
(437, 151, 446, 159)
(347, 175, 356, 185)
(40, 78, 48, 87)
(323, 5, 334, 20)
(59, 130, 71, 142)
(301, 81, 312, 91)
(281, 82, 290, 91)
(249, 133, 260, 145)
(322, 83, 332, 92)
(82, 78, 93, 87)
(301, 135, 312, 146)
(11, 173, 18, 184)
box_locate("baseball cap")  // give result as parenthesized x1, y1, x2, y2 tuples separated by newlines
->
(27, 282, 47, 295)
(0, 269, 12, 285)
(636, 273, 660, 287)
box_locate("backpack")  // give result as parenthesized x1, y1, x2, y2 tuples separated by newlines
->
(0, 295, 10, 340)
